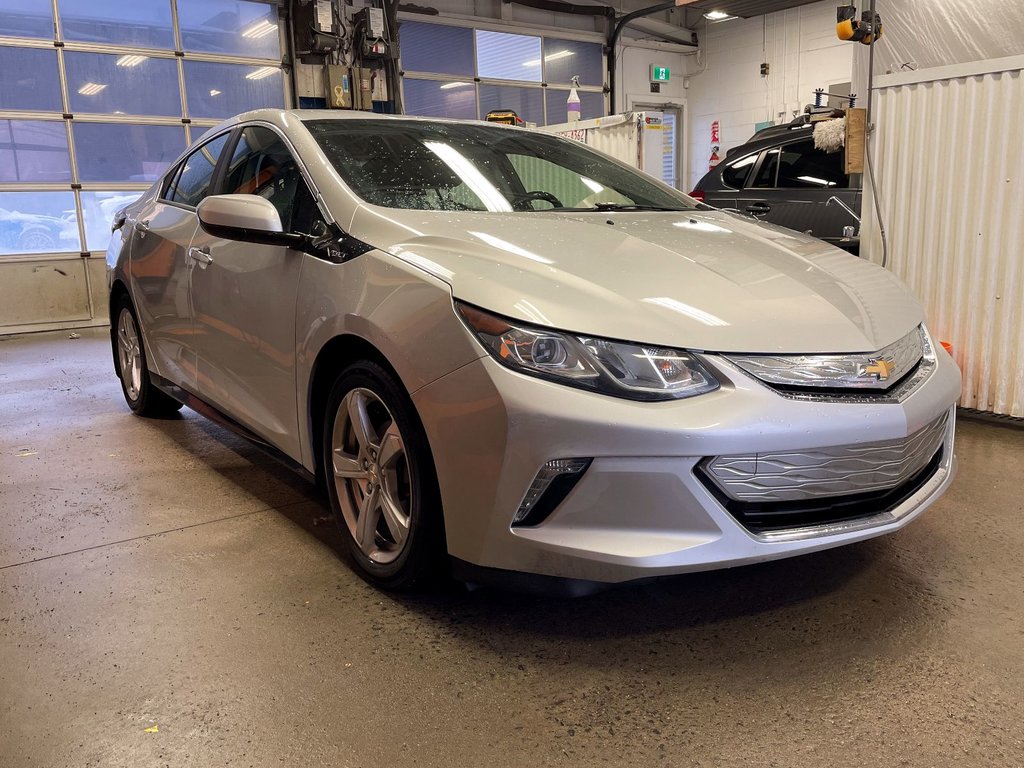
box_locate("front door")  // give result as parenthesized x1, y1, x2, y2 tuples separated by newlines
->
(188, 125, 325, 459)
(130, 131, 232, 391)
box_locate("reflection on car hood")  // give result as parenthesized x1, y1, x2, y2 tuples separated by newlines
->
(349, 207, 922, 354)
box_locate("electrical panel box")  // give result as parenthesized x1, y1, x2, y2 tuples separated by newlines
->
(367, 7, 385, 38)
(293, 0, 340, 60)
(353, 67, 373, 110)
(324, 64, 352, 109)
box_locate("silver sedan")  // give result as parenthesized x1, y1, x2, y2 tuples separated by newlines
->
(106, 109, 961, 592)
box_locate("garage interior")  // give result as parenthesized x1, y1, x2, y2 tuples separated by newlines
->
(2, 0, 1023, 765)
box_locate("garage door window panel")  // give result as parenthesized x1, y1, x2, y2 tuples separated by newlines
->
(402, 79, 476, 120)
(79, 191, 142, 251)
(476, 30, 542, 83)
(0, 0, 54, 39)
(544, 89, 604, 124)
(0, 191, 79, 256)
(542, 38, 603, 87)
(479, 85, 543, 126)
(399, 22, 474, 76)
(0, 120, 71, 183)
(65, 51, 182, 117)
(0, 46, 62, 112)
(184, 61, 284, 119)
(165, 132, 231, 208)
(177, 0, 281, 59)
(72, 123, 186, 183)
(59, 0, 175, 50)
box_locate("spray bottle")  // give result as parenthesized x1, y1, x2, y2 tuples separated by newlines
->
(567, 75, 581, 123)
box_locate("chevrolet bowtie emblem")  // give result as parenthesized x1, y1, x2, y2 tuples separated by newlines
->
(862, 358, 895, 380)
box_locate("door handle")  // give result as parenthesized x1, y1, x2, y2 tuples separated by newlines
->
(188, 246, 213, 267)
(745, 203, 771, 214)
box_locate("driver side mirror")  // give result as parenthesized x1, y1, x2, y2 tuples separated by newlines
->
(196, 194, 307, 250)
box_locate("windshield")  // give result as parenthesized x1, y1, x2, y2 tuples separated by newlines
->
(304, 119, 698, 213)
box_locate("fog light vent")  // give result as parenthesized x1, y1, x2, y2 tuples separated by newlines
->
(512, 458, 592, 527)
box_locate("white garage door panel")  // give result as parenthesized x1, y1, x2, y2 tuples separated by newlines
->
(0, 258, 92, 327)
(864, 62, 1024, 417)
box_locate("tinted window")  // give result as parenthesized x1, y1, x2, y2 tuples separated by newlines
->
(721, 153, 756, 189)
(221, 126, 307, 231)
(750, 148, 780, 188)
(776, 139, 849, 189)
(165, 132, 230, 206)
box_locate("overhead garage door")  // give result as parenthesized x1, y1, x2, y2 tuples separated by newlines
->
(0, 0, 287, 334)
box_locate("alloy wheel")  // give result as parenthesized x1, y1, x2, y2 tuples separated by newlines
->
(331, 387, 413, 564)
(117, 308, 143, 401)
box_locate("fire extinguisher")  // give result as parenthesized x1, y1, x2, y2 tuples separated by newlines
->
(709, 120, 721, 170)
(709, 146, 720, 170)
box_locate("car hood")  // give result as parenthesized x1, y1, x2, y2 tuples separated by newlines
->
(348, 206, 922, 354)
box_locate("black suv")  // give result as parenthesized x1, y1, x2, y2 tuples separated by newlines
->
(691, 123, 862, 252)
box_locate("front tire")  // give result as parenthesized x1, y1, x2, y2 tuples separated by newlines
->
(322, 361, 444, 590)
(113, 296, 182, 417)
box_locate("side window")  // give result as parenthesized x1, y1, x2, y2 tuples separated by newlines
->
(750, 148, 780, 188)
(775, 139, 849, 189)
(721, 153, 757, 189)
(221, 126, 314, 232)
(164, 132, 230, 207)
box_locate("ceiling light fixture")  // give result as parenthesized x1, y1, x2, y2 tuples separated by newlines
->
(522, 49, 574, 67)
(241, 18, 276, 38)
(703, 10, 738, 21)
(439, 81, 471, 90)
(245, 66, 278, 80)
(115, 54, 148, 67)
(77, 82, 108, 95)
(209, 89, 222, 96)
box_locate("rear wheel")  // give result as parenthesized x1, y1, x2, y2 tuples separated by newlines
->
(114, 296, 182, 417)
(323, 361, 443, 590)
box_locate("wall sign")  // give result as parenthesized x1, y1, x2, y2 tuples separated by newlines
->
(650, 65, 671, 82)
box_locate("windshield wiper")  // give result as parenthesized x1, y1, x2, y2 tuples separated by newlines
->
(524, 203, 691, 213)
(588, 203, 690, 212)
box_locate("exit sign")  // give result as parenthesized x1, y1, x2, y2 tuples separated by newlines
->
(650, 65, 671, 82)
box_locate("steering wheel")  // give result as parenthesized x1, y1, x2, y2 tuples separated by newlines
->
(512, 190, 563, 210)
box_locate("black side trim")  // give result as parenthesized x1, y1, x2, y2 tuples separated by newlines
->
(697, 447, 944, 534)
(149, 373, 316, 483)
(512, 459, 592, 528)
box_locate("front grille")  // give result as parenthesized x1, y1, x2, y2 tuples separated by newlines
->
(698, 411, 950, 533)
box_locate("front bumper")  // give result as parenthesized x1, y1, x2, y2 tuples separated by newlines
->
(412, 347, 961, 584)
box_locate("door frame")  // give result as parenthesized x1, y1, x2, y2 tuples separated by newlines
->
(629, 99, 685, 191)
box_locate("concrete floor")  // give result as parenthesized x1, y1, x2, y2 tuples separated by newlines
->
(1, 328, 1022, 768)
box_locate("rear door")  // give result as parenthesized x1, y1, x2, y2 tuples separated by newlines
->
(129, 131, 232, 391)
(701, 150, 758, 211)
(188, 125, 325, 458)
(735, 138, 857, 242)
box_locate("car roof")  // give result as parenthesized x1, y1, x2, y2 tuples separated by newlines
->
(723, 124, 815, 161)
(214, 108, 527, 134)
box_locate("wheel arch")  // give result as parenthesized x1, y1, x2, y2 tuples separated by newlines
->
(306, 334, 436, 489)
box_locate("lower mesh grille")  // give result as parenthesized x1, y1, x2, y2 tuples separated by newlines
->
(697, 411, 950, 533)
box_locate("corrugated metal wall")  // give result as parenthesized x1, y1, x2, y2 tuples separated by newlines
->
(863, 62, 1024, 417)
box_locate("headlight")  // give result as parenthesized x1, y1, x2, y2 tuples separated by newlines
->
(456, 302, 719, 401)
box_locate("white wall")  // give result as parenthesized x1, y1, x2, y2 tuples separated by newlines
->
(683, 1, 853, 190)
(617, 44, 691, 112)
